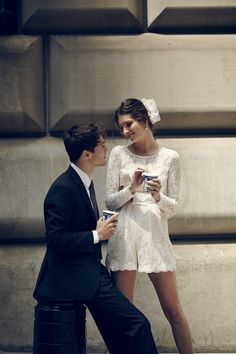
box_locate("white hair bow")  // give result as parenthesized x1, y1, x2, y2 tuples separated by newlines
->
(141, 98, 161, 124)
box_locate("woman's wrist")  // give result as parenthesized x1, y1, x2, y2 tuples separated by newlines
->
(128, 184, 136, 194)
(152, 191, 161, 203)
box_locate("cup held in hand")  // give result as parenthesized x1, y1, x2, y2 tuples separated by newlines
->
(142, 172, 158, 192)
(102, 210, 117, 220)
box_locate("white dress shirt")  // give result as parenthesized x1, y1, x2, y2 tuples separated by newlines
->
(71, 163, 99, 244)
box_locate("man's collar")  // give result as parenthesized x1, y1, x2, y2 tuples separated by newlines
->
(70, 163, 91, 189)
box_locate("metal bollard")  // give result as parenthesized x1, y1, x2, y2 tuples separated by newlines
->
(33, 302, 86, 354)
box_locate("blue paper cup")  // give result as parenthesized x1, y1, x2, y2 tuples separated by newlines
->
(102, 210, 117, 220)
(142, 172, 158, 192)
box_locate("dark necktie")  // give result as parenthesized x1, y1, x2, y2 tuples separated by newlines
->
(89, 181, 99, 220)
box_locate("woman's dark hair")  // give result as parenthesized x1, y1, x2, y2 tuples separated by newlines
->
(114, 98, 153, 129)
(63, 124, 102, 162)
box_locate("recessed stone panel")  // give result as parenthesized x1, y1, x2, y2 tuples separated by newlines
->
(49, 34, 236, 133)
(147, 0, 236, 33)
(21, 0, 145, 34)
(0, 36, 44, 134)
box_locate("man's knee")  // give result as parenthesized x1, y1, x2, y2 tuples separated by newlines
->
(136, 312, 152, 333)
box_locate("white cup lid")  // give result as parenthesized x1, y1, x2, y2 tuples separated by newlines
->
(142, 172, 158, 177)
(102, 210, 117, 214)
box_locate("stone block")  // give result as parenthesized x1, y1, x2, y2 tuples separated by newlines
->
(0, 136, 235, 241)
(21, 0, 145, 34)
(0, 138, 68, 241)
(0, 36, 44, 134)
(0, 242, 236, 352)
(136, 243, 236, 352)
(0, 244, 44, 350)
(147, 0, 236, 33)
(106, 137, 236, 236)
(49, 34, 236, 133)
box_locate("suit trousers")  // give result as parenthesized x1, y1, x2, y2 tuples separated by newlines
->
(84, 264, 158, 354)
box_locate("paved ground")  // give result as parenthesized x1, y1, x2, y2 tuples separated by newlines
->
(0, 351, 236, 354)
(0, 348, 235, 354)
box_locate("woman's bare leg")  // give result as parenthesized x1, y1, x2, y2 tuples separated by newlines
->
(148, 271, 194, 354)
(111, 270, 137, 303)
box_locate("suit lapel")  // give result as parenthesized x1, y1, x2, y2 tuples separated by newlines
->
(67, 166, 98, 221)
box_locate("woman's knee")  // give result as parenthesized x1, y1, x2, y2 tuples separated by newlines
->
(162, 303, 185, 323)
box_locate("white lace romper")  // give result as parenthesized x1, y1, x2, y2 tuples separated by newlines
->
(105, 145, 180, 273)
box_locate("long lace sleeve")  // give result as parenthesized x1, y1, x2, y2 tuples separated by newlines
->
(105, 146, 134, 211)
(158, 152, 180, 219)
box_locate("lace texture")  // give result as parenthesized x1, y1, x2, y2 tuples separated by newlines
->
(105, 145, 180, 273)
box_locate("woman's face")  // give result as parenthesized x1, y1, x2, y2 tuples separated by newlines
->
(118, 114, 146, 142)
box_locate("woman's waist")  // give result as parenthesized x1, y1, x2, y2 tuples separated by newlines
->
(131, 192, 157, 205)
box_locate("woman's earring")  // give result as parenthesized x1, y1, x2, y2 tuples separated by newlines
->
(145, 121, 149, 130)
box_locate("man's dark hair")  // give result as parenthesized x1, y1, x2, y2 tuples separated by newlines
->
(63, 124, 102, 162)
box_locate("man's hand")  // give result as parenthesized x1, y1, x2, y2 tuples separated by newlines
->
(96, 213, 119, 241)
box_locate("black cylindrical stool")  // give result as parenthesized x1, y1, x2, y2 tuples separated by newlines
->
(33, 302, 86, 354)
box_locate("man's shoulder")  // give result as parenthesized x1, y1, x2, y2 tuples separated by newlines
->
(52, 167, 72, 185)
(46, 167, 77, 196)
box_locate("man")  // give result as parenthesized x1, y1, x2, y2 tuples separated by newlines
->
(33, 124, 158, 354)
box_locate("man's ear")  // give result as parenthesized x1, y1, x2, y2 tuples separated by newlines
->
(82, 150, 92, 160)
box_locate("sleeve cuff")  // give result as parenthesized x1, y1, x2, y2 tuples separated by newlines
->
(92, 230, 99, 244)
(123, 185, 135, 198)
(157, 192, 166, 208)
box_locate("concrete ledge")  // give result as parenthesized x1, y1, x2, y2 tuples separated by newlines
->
(147, 0, 236, 33)
(0, 218, 44, 242)
(49, 34, 236, 133)
(0, 136, 236, 240)
(21, 0, 145, 34)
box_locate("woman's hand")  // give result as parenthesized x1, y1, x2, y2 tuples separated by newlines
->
(147, 178, 162, 202)
(128, 168, 144, 194)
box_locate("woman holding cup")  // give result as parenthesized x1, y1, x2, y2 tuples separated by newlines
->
(105, 98, 193, 354)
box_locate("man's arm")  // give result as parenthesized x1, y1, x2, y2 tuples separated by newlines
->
(44, 183, 95, 254)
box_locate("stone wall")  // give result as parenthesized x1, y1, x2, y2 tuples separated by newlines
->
(0, 1, 236, 352)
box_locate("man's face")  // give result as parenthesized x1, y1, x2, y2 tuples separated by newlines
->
(91, 136, 108, 167)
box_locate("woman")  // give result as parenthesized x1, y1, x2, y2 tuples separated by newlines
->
(105, 98, 193, 354)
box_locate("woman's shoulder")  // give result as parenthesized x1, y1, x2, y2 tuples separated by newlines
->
(110, 145, 126, 156)
(161, 146, 180, 160)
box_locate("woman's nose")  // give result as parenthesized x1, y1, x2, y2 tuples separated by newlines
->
(123, 127, 129, 135)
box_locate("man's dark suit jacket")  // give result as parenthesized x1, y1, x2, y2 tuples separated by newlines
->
(33, 166, 102, 302)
